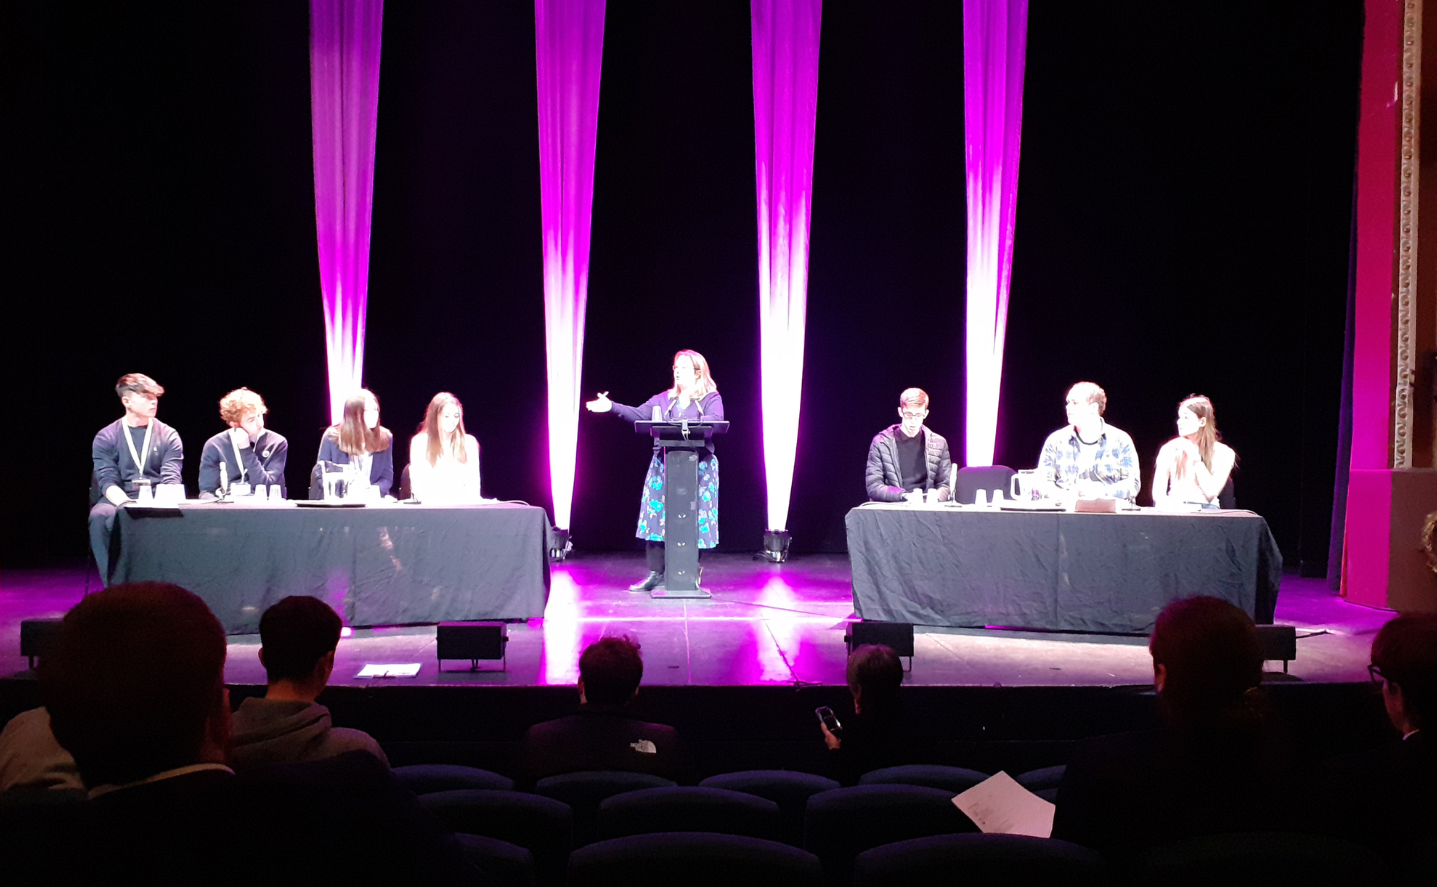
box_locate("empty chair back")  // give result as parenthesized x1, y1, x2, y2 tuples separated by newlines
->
(597, 786, 782, 842)
(452, 834, 536, 887)
(534, 770, 675, 846)
(853, 833, 1106, 886)
(1136, 832, 1377, 887)
(956, 465, 1017, 504)
(859, 764, 989, 794)
(1015, 765, 1066, 793)
(568, 832, 822, 887)
(701, 770, 839, 847)
(393, 763, 515, 795)
(804, 785, 976, 886)
(418, 789, 572, 887)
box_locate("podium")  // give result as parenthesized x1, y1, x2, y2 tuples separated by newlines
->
(634, 419, 729, 599)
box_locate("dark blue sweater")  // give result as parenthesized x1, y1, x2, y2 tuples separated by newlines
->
(316, 431, 395, 497)
(91, 418, 184, 496)
(199, 429, 289, 496)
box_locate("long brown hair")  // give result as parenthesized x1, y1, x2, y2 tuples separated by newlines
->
(667, 349, 718, 399)
(420, 392, 472, 467)
(330, 389, 391, 456)
(1180, 395, 1219, 471)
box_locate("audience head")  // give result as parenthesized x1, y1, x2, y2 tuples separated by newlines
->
(1065, 382, 1107, 429)
(578, 636, 644, 706)
(116, 373, 163, 419)
(41, 582, 229, 787)
(422, 392, 470, 466)
(335, 388, 391, 455)
(1149, 596, 1262, 721)
(846, 644, 904, 716)
(1371, 612, 1437, 734)
(259, 596, 343, 690)
(220, 387, 267, 437)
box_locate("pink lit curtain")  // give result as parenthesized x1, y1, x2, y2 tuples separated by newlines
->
(963, 0, 1027, 466)
(310, 0, 384, 424)
(752, 0, 822, 532)
(536, 0, 606, 531)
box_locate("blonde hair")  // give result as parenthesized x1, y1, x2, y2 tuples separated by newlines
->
(420, 392, 472, 467)
(668, 349, 718, 399)
(219, 388, 266, 425)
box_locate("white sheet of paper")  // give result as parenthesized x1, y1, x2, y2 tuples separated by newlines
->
(952, 771, 1056, 838)
(355, 663, 421, 678)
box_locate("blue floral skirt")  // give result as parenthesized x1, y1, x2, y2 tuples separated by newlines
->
(635, 451, 719, 548)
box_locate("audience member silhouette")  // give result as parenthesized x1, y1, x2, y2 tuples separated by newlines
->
(230, 595, 387, 768)
(0, 707, 82, 796)
(22, 582, 478, 885)
(822, 643, 912, 785)
(522, 636, 687, 784)
(1052, 596, 1297, 866)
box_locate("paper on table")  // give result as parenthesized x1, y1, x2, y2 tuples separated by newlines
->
(952, 771, 1055, 838)
(355, 663, 421, 678)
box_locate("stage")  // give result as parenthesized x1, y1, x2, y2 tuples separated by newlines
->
(0, 553, 1392, 689)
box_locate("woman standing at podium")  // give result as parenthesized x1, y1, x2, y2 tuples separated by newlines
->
(586, 349, 725, 591)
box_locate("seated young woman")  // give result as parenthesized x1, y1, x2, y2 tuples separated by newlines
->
(407, 392, 483, 504)
(315, 389, 394, 498)
(1151, 394, 1236, 508)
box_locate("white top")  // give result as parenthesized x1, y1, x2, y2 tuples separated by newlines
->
(1153, 439, 1236, 505)
(408, 433, 482, 504)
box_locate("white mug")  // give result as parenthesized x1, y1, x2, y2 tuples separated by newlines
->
(1011, 469, 1039, 501)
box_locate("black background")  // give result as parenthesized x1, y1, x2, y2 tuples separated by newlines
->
(2, 1, 1362, 570)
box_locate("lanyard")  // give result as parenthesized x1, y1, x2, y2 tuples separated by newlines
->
(124, 421, 154, 481)
(230, 433, 250, 483)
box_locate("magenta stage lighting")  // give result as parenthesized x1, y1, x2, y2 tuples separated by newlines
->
(962, 0, 1028, 467)
(752, 0, 822, 535)
(536, 0, 606, 534)
(310, 0, 384, 425)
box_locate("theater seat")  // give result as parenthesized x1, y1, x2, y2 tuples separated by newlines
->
(1015, 765, 1066, 793)
(393, 763, 515, 795)
(853, 833, 1105, 886)
(534, 771, 675, 846)
(804, 785, 976, 886)
(567, 832, 822, 887)
(597, 786, 782, 842)
(858, 764, 990, 794)
(418, 790, 572, 887)
(453, 833, 536, 887)
(1136, 831, 1378, 887)
(700, 770, 839, 846)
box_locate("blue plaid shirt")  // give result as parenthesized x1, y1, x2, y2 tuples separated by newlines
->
(1037, 422, 1140, 501)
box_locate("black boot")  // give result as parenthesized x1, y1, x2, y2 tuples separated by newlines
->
(629, 571, 664, 592)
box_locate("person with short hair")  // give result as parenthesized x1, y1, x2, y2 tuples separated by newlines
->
(315, 388, 395, 498)
(407, 392, 482, 503)
(522, 636, 686, 783)
(1151, 394, 1236, 507)
(864, 388, 955, 503)
(1052, 596, 1298, 867)
(821, 644, 911, 785)
(198, 388, 289, 497)
(1035, 381, 1139, 502)
(230, 596, 386, 768)
(89, 374, 184, 583)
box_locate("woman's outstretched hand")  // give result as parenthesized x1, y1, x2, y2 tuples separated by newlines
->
(585, 391, 612, 413)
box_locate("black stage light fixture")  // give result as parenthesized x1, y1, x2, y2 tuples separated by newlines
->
(760, 529, 791, 563)
(437, 622, 508, 672)
(1256, 624, 1298, 674)
(20, 619, 63, 670)
(844, 621, 915, 670)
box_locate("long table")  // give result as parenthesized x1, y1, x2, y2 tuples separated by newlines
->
(845, 503, 1282, 634)
(111, 501, 552, 634)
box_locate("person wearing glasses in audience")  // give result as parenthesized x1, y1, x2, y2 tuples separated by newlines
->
(1036, 381, 1139, 503)
(407, 392, 482, 504)
(1151, 395, 1236, 508)
(89, 374, 184, 583)
(315, 389, 394, 498)
(198, 388, 288, 498)
(864, 388, 954, 503)
(586, 349, 725, 592)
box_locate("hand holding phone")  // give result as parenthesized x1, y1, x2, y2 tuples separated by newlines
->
(815, 706, 842, 735)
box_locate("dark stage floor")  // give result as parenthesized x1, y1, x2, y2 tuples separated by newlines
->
(1, 553, 1391, 688)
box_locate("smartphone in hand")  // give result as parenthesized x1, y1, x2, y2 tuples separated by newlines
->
(815, 705, 842, 735)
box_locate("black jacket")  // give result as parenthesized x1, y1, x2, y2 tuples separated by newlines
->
(865, 425, 954, 502)
(521, 703, 688, 785)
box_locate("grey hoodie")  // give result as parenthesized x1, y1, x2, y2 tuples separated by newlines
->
(230, 698, 388, 769)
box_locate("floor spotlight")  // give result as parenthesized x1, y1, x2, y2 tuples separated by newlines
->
(548, 527, 572, 562)
(760, 529, 792, 563)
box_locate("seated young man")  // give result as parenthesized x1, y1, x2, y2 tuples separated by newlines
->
(231, 596, 386, 768)
(1052, 596, 1300, 867)
(198, 387, 289, 497)
(22, 582, 474, 885)
(522, 636, 686, 784)
(865, 388, 955, 503)
(89, 373, 183, 582)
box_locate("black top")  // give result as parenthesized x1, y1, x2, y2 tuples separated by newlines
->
(91, 418, 184, 496)
(198, 429, 289, 496)
(896, 428, 927, 491)
(829, 705, 917, 786)
(522, 702, 688, 785)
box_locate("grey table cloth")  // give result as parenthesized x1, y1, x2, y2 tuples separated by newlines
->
(845, 505, 1282, 634)
(112, 502, 551, 633)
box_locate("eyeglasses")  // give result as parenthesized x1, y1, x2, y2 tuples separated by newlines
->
(900, 411, 926, 420)
(1368, 664, 1386, 686)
